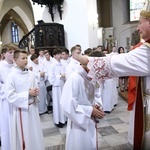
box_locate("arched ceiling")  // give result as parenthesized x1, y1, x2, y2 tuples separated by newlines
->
(1, 9, 28, 35)
(0, 0, 35, 36)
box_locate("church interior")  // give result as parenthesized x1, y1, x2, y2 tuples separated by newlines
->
(0, 0, 145, 149)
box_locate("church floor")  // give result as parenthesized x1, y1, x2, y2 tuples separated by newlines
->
(41, 95, 132, 150)
(0, 95, 133, 150)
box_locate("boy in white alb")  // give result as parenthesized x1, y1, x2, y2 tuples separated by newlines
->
(27, 47, 35, 70)
(48, 48, 67, 128)
(38, 49, 46, 66)
(60, 48, 70, 68)
(65, 46, 82, 79)
(5, 50, 44, 150)
(0, 43, 18, 150)
(30, 54, 48, 114)
(60, 51, 105, 150)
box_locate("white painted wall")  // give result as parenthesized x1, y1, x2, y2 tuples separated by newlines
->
(19, 27, 25, 41)
(98, 27, 103, 46)
(112, 0, 138, 50)
(61, 0, 88, 51)
(2, 22, 12, 45)
(87, 0, 99, 49)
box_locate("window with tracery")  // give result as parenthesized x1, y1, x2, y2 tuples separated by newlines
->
(130, 0, 145, 21)
(11, 22, 19, 43)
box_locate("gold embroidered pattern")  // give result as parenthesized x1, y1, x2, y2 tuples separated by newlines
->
(145, 114, 150, 131)
(143, 42, 150, 48)
(144, 93, 150, 131)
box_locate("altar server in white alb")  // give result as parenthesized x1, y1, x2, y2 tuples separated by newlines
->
(65, 46, 82, 79)
(79, 1, 150, 149)
(0, 44, 18, 150)
(38, 49, 46, 66)
(60, 48, 70, 68)
(43, 51, 53, 79)
(27, 47, 35, 70)
(30, 54, 48, 114)
(48, 48, 67, 128)
(5, 50, 44, 150)
(60, 51, 105, 150)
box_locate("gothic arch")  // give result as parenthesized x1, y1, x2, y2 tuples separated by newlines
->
(0, 0, 34, 36)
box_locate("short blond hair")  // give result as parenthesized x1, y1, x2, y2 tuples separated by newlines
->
(70, 46, 81, 54)
(1, 43, 18, 54)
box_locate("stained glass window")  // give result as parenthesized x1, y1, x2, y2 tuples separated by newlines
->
(130, 0, 145, 21)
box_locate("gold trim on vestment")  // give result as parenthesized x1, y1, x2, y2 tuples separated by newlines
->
(140, 77, 145, 149)
(143, 42, 150, 48)
(143, 93, 150, 131)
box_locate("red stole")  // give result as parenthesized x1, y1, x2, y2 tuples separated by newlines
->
(128, 42, 143, 111)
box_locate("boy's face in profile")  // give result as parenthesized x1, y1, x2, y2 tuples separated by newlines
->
(61, 52, 69, 60)
(29, 49, 35, 55)
(33, 57, 39, 64)
(4, 50, 15, 62)
(39, 50, 44, 57)
(72, 49, 81, 61)
(54, 53, 62, 61)
(15, 53, 28, 70)
(44, 52, 50, 60)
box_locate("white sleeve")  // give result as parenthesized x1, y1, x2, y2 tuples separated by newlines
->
(94, 84, 103, 107)
(48, 64, 61, 86)
(87, 44, 150, 85)
(0, 73, 5, 99)
(5, 75, 29, 109)
(65, 65, 74, 79)
(111, 44, 150, 76)
(60, 75, 93, 130)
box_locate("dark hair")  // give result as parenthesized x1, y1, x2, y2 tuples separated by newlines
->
(88, 51, 105, 57)
(30, 54, 38, 61)
(118, 47, 124, 54)
(44, 51, 50, 55)
(61, 48, 69, 55)
(84, 48, 92, 55)
(38, 49, 44, 53)
(102, 49, 108, 53)
(14, 49, 28, 59)
(52, 48, 62, 56)
(92, 47, 97, 51)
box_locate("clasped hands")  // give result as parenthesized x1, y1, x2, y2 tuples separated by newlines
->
(29, 87, 39, 97)
(60, 74, 65, 78)
(91, 105, 105, 119)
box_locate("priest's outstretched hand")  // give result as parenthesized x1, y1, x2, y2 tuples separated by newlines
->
(29, 87, 39, 97)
